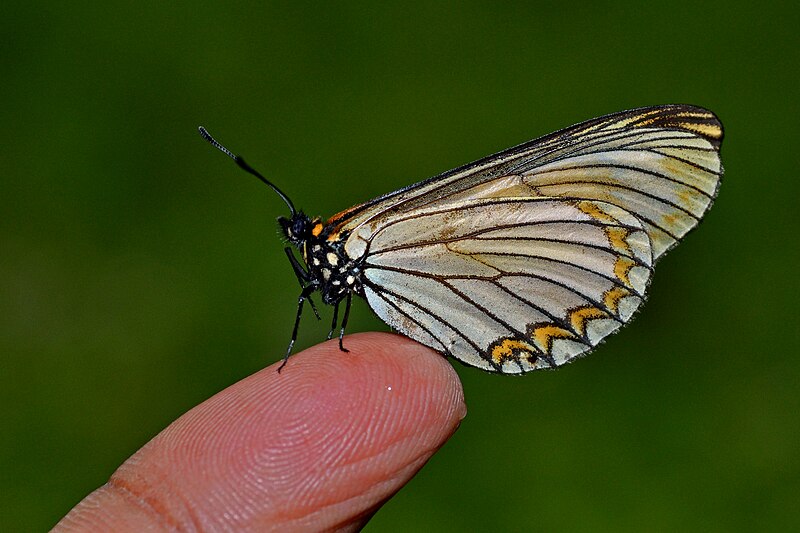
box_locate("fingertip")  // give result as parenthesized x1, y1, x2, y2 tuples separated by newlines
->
(55, 332, 465, 532)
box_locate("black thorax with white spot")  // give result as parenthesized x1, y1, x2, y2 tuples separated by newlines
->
(280, 211, 364, 306)
(303, 231, 363, 305)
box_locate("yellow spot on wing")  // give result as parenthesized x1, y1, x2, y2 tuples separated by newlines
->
(625, 109, 661, 127)
(677, 122, 722, 139)
(658, 153, 684, 176)
(530, 324, 574, 353)
(614, 256, 636, 287)
(675, 111, 715, 119)
(677, 188, 702, 210)
(490, 338, 538, 364)
(603, 286, 629, 314)
(662, 213, 680, 231)
(570, 307, 608, 336)
(576, 201, 618, 224)
(606, 227, 631, 254)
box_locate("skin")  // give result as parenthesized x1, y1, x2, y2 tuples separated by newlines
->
(53, 332, 466, 532)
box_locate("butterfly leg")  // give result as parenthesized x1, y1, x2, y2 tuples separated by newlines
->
(338, 293, 352, 353)
(327, 301, 339, 340)
(279, 284, 317, 373)
(284, 247, 320, 320)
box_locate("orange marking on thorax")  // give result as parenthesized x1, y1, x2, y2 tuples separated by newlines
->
(311, 223, 324, 237)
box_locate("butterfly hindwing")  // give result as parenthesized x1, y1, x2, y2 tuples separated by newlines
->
(361, 197, 653, 373)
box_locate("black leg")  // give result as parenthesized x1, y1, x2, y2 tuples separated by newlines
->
(338, 293, 352, 352)
(327, 301, 339, 340)
(284, 247, 320, 320)
(279, 284, 317, 373)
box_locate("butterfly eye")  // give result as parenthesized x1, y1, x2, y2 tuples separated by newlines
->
(293, 217, 309, 239)
(278, 216, 294, 239)
(279, 214, 310, 244)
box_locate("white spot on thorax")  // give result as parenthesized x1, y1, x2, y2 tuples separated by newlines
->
(327, 252, 339, 266)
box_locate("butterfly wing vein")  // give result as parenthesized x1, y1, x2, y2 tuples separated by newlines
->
(362, 198, 653, 373)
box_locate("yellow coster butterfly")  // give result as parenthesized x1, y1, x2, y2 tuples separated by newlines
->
(199, 104, 723, 374)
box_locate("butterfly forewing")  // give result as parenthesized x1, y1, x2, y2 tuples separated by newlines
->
(336, 105, 721, 263)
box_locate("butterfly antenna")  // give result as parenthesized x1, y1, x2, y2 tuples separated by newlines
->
(198, 126, 297, 216)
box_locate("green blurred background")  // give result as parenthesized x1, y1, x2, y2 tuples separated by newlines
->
(2, 2, 797, 531)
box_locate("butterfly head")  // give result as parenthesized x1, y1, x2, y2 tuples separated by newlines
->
(278, 212, 315, 248)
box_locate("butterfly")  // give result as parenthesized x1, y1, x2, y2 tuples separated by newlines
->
(199, 104, 723, 374)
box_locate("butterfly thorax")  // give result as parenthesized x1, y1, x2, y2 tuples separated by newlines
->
(280, 213, 364, 305)
(305, 231, 364, 304)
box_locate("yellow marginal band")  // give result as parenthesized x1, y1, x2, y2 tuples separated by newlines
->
(606, 226, 631, 254)
(570, 306, 608, 336)
(490, 338, 538, 364)
(676, 121, 722, 139)
(614, 256, 636, 287)
(603, 286, 629, 313)
(530, 324, 574, 352)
